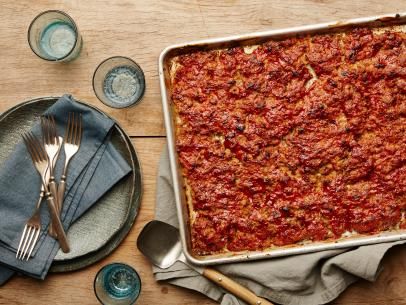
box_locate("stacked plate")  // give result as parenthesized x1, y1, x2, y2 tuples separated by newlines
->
(0, 97, 142, 272)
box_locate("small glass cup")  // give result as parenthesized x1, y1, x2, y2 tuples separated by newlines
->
(93, 56, 146, 109)
(28, 10, 82, 62)
(94, 263, 142, 305)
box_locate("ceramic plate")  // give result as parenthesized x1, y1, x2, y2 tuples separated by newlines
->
(0, 97, 142, 272)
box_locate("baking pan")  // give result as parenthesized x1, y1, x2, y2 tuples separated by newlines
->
(159, 13, 406, 266)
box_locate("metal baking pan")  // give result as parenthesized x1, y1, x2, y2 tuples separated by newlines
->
(159, 13, 406, 266)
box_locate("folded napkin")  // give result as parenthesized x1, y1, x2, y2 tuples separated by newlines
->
(154, 145, 406, 305)
(0, 95, 132, 283)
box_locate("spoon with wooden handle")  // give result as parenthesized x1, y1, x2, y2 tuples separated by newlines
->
(137, 220, 273, 305)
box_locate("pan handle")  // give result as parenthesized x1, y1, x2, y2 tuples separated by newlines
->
(203, 268, 274, 305)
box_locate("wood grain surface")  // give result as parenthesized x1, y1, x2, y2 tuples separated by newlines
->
(0, 1, 405, 304)
(0, 138, 405, 305)
(0, 0, 405, 136)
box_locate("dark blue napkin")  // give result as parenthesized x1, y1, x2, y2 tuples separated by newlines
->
(0, 95, 132, 283)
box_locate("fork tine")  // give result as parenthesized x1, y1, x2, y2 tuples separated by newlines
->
(24, 132, 38, 157)
(77, 114, 82, 145)
(39, 135, 48, 160)
(40, 117, 45, 144)
(21, 228, 36, 260)
(46, 116, 50, 145)
(26, 133, 41, 161)
(47, 116, 51, 144)
(18, 226, 32, 259)
(72, 112, 77, 145)
(43, 116, 49, 145)
(41, 116, 49, 145)
(50, 115, 57, 144)
(78, 114, 83, 145)
(67, 113, 72, 144)
(45, 116, 50, 143)
(16, 225, 27, 258)
(26, 229, 40, 260)
(72, 113, 76, 145)
(73, 113, 79, 145)
(67, 112, 73, 143)
(77, 113, 81, 145)
(40, 117, 44, 143)
(23, 133, 38, 163)
(40, 132, 47, 154)
(31, 133, 47, 161)
(22, 134, 32, 159)
(46, 116, 52, 144)
(23, 228, 38, 261)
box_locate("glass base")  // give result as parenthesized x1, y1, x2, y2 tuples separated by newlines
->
(94, 263, 141, 305)
(39, 21, 76, 59)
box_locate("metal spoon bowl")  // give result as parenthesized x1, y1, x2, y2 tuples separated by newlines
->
(137, 220, 183, 269)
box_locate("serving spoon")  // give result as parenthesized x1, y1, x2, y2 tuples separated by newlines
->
(137, 220, 273, 305)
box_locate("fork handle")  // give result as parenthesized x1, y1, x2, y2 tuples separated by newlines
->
(57, 177, 66, 214)
(49, 179, 59, 212)
(48, 179, 59, 238)
(46, 195, 70, 253)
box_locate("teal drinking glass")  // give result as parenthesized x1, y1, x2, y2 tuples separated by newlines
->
(92, 56, 146, 108)
(28, 10, 82, 62)
(94, 263, 142, 305)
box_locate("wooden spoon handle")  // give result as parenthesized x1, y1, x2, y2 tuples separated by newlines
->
(203, 268, 273, 305)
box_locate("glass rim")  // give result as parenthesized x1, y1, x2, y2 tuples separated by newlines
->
(92, 56, 146, 109)
(93, 262, 142, 305)
(27, 9, 80, 62)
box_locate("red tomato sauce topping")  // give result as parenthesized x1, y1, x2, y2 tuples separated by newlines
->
(171, 27, 406, 255)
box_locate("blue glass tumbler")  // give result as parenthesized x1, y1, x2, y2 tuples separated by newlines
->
(92, 56, 146, 108)
(28, 10, 82, 62)
(94, 263, 141, 305)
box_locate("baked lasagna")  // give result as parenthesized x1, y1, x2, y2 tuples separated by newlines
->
(169, 26, 406, 256)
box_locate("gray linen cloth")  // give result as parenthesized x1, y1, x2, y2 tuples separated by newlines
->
(0, 95, 132, 284)
(154, 145, 406, 305)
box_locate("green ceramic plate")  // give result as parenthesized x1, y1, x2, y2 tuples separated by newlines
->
(0, 97, 142, 272)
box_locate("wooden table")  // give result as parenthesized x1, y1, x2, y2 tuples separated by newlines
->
(0, 1, 405, 304)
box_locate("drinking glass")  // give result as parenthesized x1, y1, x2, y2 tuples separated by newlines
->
(94, 263, 142, 305)
(28, 10, 82, 62)
(93, 56, 146, 108)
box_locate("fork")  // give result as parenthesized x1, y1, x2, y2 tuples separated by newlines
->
(57, 112, 82, 212)
(41, 116, 61, 202)
(21, 132, 70, 254)
(41, 116, 62, 237)
(16, 134, 49, 261)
